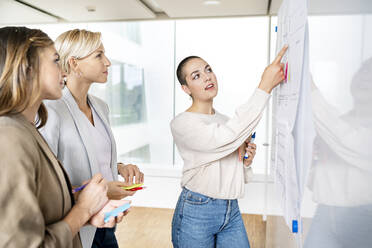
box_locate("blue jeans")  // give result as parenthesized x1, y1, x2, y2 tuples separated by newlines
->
(91, 227, 118, 248)
(172, 188, 250, 248)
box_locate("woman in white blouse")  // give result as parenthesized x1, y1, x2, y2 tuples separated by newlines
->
(170, 46, 288, 248)
(40, 29, 144, 248)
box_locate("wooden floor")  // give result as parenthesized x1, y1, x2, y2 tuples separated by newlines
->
(116, 207, 174, 248)
(116, 207, 266, 248)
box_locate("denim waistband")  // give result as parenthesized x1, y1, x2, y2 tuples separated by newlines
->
(181, 187, 238, 206)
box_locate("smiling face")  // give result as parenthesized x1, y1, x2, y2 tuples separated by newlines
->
(75, 44, 111, 83)
(181, 58, 218, 102)
(39, 45, 64, 100)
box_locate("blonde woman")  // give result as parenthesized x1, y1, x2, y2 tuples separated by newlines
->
(0, 26, 126, 248)
(40, 29, 144, 248)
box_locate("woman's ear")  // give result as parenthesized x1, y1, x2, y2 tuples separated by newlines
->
(68, 57, 78, 73)
(68, 57, 82, 77)
(181, 84, 192, 96)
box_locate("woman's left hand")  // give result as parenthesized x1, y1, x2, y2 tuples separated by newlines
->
(107, 181, 136, 200)
(118, 163, 144, 185)
(89, 199, 131, 228)
(243, 143, 256, 167)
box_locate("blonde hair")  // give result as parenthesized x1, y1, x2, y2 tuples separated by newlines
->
(55, 29, 102, 74)
(0, 26, 53, 128)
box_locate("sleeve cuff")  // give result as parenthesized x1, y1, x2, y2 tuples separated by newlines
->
(46, 221, 74, 248)
(237, 88, 271, 116)
(255, 87, 271, 98)
(251, 88, 271, 106)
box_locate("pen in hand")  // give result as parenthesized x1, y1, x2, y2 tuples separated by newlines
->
(244, 132, 256, 160)
(72, 183, 88, 194)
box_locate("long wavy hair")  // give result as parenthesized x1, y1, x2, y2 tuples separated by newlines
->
(0, 26, 54, 128)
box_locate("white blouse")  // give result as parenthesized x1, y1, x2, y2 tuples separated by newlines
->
(84, 103, 113, 182)
(171, 88, 270, 199)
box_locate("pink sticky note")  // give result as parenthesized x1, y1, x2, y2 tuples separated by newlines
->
(284, 62, 288, 82)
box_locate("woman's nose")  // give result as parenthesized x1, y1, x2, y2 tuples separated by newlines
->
(205, 74, 211, 81)
(104, 55, 111, 67)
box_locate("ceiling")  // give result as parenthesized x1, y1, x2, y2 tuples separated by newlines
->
(0, 0, 371, 24)
(0, 0, 58, 24)
(153, 0, 269, 18)
(270, 0, 372, 15)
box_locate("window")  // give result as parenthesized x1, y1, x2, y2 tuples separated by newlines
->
(90, 62, 147, 126)
(174, 17, 270, 174)
(25, 17, 272, 174)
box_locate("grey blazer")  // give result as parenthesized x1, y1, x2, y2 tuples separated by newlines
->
(40, 87, 118, 248)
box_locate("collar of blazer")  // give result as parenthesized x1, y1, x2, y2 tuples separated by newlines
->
(13, 114, 73, 214)
(61, 87, 118, 180)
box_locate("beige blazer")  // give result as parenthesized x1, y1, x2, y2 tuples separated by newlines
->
(0, 114, 82, 248)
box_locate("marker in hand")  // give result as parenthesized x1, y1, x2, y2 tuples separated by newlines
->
(244, 132, 256, 160)
(72, 183, 88, 193)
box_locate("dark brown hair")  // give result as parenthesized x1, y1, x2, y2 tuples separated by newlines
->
(176, 55, 201, 86)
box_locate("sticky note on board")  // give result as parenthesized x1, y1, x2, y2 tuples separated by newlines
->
(285, 62, 289, 81)
(122, 183, 143, 190)
(104, 203, 131, 223)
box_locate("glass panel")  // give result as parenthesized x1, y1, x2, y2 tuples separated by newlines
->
(26, 21, 175, 167)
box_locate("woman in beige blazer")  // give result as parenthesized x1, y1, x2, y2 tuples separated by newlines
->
(0, 26, 125, 248)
